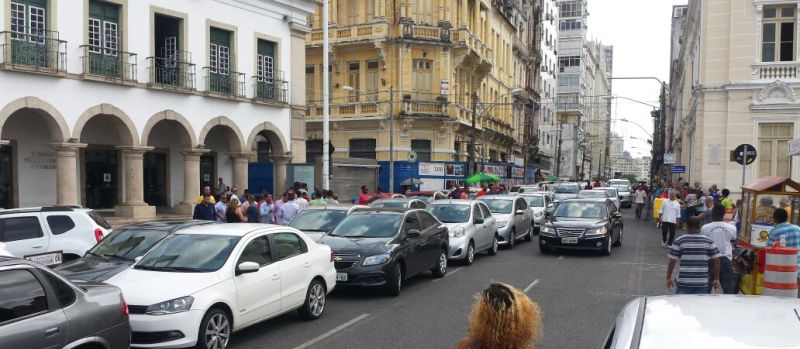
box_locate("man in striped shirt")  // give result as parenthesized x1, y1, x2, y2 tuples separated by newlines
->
(767, 207, 800, 295)
(667, 216, 722, 294)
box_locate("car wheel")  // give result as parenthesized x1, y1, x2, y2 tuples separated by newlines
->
(507, 229, 516, 249)
(431, 250, 448, 278)
(384, 263, 402, 297)
(602, 236, 612, 256)
(298, 279, 326, 320)
(525, 224, 534, 241)
(464, 242, 475, 266)
(538, 240, 552, 254)
(488, 234, 499, 256)
(613, 226, 623, 247)
(197, 308, 231, 349)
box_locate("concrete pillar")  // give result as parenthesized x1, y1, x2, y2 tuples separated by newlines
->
(331, 0, 338, 24)
(231, 153, 251, 191)
(177, 149, 210, 215)
(51, 143, 87, 207)
(115, 146, 156, 218)
(272, 155, 292, 195)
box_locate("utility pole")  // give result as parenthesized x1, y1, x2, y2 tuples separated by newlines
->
(388, 86, 394, 193)
(555, 117, 563, 178)
(321, 0, 330, 190)
(468, 92, 479, 176)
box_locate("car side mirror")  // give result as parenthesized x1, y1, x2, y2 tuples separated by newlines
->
(236, 261, 260, 276)
(474, 217, 484, 225)
(613, 212, 622, 218)
(515, 209, 525, 215)
(406, 229, 421, 238)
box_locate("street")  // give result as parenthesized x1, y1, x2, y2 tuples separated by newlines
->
(229, 209, 668, 349)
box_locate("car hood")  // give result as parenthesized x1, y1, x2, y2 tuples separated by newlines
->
(317, 235, 393, 255)
(299, 230, 327, 242)
(554, 193, 578, 200)
(547, 217, 606, 228)
(54, 256, 134, 282)
(444, 222, 469, 230)
(104, 268, 222, 306)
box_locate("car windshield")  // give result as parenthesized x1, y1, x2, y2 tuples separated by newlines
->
(577, 191, 607, 199)
(88, 229, 172, 260)
(135, 234, 240, 272)
(371, 201, 407, 208)
(602, 189, 618, 197)
(329, 214, 402, 238)
(522, 195, 545, 207)
(427, 204, 470, 223)
(554, 202, 608, 219)
(480, 199, 513, 214)
(611, 185, 629, 192)
(555, 185, 580, 194)
(289, 210, 347, 232)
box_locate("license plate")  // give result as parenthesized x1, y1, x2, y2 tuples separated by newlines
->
(561, 237, 579, 244)
(25, 251, 63, 266)
(336, 273, 348, 282)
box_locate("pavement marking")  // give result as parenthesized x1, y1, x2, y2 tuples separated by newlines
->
(292, 313, 369, 349)
(523, 279, 540, 294)
(558, 255, 565, 260)
(434, 266, 464, 282)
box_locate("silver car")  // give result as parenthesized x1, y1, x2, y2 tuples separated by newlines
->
(0, 257, 130, 349)
(478, 196, 534, 248)
(519, 192, 554, 233)
(427, 200, 498, 265)
(553, 182, 582, 203)
(370, 198, 428, 209)
(594, 187, 621, 209)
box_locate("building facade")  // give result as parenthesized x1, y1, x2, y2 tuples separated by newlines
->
(535, 0, 558, 177)
(669, 0, 800, 195)
(0, 0, 316, 215)
(584, 41, 612, 179)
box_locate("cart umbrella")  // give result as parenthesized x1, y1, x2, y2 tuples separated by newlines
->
(465, 172, 501, 184)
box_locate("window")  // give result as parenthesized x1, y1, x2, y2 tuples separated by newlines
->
(417, 212, 438, 230)
(401, 214, 420, 234)
(46, 216, 75, 235)
(365, 60, 380, 97)
(306, 139, 323, 161)
(559, 1, 582, 18)
(758, 123, 793, 177)
(412, 0, 433, 24)
(0, 217, 43, 242)
(238, 236, 272, 266)
(306, 65, 315, 103)
(558, 74, 580, 87)
(558, 93, 580, 109)
(349, 138, 376, 159)
(559, 19, 582, 31)
(411, 139, 432, 162)
(42, 271, 76, 308)
(256, 40, 275, 81)
(411, 59, 433, 99)
(347, 61, 360, 102)
(762, 5, 796, 62)
(558, 56, 580, 68)
(209, 27, 231, 74)
(272, 233, 306, 260)
(0, 269, 48, 324)
(88, 0, 120, 55)
(516, 198, 528, 210)
(11, 0, 48, 42)
(472, 205, 482, 221)
(479, 203, 491, 218)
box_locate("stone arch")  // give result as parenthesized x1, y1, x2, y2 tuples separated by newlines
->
(246, 121, 288, 156)
(73, 103, 139, 145)
(141, 110, 197, 148)
(198, 116, 246, 153)
(0, 97, 70, 142)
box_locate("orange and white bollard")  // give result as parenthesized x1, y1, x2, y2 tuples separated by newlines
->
(763, 242, 798, 298)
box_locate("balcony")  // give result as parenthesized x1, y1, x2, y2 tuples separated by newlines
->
(752, 61, 800, 80)
(307, 22, 390, 46)
(80, 45, 137, 82)
(401, 94, 449, 117)
(147, 54, 196, 91)
(0, 29, 67, 74)
(203, 67, 245, 98)
(452, 28, 493, 65)
(307, 101, 384, 119)
(252, 71, 288, 104)
(400, 21, 451, 43)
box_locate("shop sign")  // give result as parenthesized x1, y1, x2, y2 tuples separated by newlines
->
(419, 162, 445, 176)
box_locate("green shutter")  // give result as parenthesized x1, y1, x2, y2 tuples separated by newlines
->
(19, 0, 47, 7)
(89, 0, 119, 23)
(210, 27, 230, 47)
(257, 40, 275, 58)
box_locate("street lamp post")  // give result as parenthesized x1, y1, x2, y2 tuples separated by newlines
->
(322, 0, 330, 190)
(467, 89, 523, 176)
(341, 86, 394, 192)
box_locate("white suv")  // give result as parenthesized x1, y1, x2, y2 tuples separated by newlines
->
(0, 206, 112, 265)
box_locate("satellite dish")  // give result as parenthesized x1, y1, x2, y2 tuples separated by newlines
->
(408, 151, 418, 163)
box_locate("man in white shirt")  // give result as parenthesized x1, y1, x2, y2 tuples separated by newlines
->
(701, 204, 738, 294)
(634, 185, 647, 220)
(659, 193, 681, 247)
(296, 191, 310, 209)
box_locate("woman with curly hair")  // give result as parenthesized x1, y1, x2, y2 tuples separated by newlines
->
(458, 283, 543, 349)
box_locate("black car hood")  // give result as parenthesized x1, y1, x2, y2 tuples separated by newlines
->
(547, 217, 607, 228)
(317, 235, 393, 255)
(54, 256, 133, 282)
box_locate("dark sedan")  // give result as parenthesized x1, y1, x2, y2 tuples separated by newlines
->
(316, 208, 449, 296)
(288, 205, 366, 241)
(538, 198, 623, 256)
(55, 220, 213, 281)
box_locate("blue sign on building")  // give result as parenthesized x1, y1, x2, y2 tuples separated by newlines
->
(671, 166, 686, 174)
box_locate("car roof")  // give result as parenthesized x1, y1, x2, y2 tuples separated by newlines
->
(117, 220, 213, 231)
(0, 256, 40, 267)
(373, 198, 416, 202)
(429, 199, 473, 205)
(350, 207, 415, 214)
(637, 295, 800, 348)
(0, 206, 90, 216)
(477, 195, 518, 200)
(594, 187, 617, 190)
(563, 198, 609, 203)
(174, 223, 293, 237)
(301, 205, 352, 211)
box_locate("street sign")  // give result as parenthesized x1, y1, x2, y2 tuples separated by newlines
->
(664, 153, 676, 164)
(408, 151, 418, 163)
(790, 138, 800, 156)
(671, 166, 686, 174)
(732, 144, 757, 165)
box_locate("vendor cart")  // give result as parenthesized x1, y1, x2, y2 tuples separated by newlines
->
(737, 176, 800, 295)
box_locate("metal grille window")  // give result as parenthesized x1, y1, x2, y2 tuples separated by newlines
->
(411, 139, 432, 162)
(762, 5, 796, 62)
(88, 18, 101, 52)
(349, 139, 377, 159)
(558, 56, 580, 68)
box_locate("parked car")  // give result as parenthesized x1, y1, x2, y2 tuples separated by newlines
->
(0, 256, 130, 349)
(608, 178, 632, 192)
(288, 205, 367, 241)
(0, 242, 10, 256)
(603, 295, 800, 349)
(553, 183, 581, 203)
(369, 198, 428, 209)
(406, 191, 450, 203)
(55, 220, 214, 282)
(594, 187, 622, 209)
(539, 198, 623, 256)
(107, 224, 336, 349)
(317, 208, 449, 296)
(0, 206, 112, 265)
(510, 185, 538, 194)
(577, 189, 610, 200)
(609, 182, 633, 208)
(427, 200, 498, 265)
(519, 192, 554, 233)
(478, 196, 534, 248)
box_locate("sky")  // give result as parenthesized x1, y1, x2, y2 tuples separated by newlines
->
(586, 0, 688, 158)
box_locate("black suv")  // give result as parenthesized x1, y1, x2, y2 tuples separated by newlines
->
(317, 208, 449, 296)
(538, 198, 623, 256)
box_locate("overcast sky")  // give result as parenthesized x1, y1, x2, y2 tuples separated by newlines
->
(586, 0, 687, 158)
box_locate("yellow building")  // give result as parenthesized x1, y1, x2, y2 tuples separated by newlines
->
(304, 0, 539, 191)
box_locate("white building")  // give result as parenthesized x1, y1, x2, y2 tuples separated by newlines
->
(537, 0, 559, 176)
(585, 41, 612, 179)
(0, 0, 316, 217)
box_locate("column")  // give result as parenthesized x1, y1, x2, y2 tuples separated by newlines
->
(115, 146, 156, 218)
(51, 143, 87, 207)
(231, 153, 251, 192)
(331, 0, 338, 24)
(272, 155, 292, 195)
(178, 149, 210, 215)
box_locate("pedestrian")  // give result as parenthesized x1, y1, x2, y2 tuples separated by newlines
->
(216, 177, 229, 198)
(754, 196, 776, 225)
(460, 184, 469, 199)
(666, 216, 722, 294)
(696, 189, 707, 217)
(659, 193, 681, 246)
(685, 189, 698, 218)
(225, 197, 246, 223)
(326, 190, 340, 205)
(230, 187, 241, 202)
(634, 185, 647, 220)
(245, 195, 259, 223)
(357, 186, 371, 205)
(310, 192, 327, 206)
(277, 191, 301, 225)
(240, 190, 251, 214)
(272, 192, 286, 224)
(477, 183, 489, 197)
(701, 205, 738, 294)
(457, 283, 542, 349)
(192, 194, 216, 221)
(593, 177, 602, 188)
(297, 191, 310, 209)
(370, 186, 385, 203)
(259, 193, 273, 223)
(214, 193, 229, 222)
(195, 186, 217, 205)
(450, 185, 463, 199)
(767, 208, 800, 295)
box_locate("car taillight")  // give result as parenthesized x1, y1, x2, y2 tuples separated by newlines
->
(94, 229, 104, 243)
(122, 300, 129, 317)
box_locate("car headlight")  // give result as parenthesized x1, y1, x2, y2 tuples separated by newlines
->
(495, 220, 508, 228)
(585, 227, 608, 236)
(540, 226, 554, 234)
(146, 296, 194, 315)
(362, 252, 391, 266)
(449, 227, 466, 238)
(534, 212, 543, 218)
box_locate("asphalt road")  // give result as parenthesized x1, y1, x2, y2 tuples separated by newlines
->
(229, 208, 670, 349)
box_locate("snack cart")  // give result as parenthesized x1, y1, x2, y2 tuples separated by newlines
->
(737, 176, 800, 295)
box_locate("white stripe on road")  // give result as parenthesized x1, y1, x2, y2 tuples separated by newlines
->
(523, 279, 540, 294)
(434, 266, 464, 282)
(292, 313, 369, 349)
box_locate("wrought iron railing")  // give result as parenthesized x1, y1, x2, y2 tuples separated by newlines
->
(202, 67, 245, 97)
(146, 54, 196, 90)
(0, 28, 67, 73)
(252, 73, 288, 104)
(80, 45, 137, 81)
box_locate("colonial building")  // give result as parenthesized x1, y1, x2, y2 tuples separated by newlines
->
(669, 0, 800, 194)
(0, 0, 316, 216)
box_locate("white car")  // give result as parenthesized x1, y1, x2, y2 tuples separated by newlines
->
(0, 242, 11, 256)
(0, 206, 112, 265)
(107, 224, 336, 349)
(427, 200, 498, 265)
(519, 192, 555, 233)
(594, 187, 621, 210)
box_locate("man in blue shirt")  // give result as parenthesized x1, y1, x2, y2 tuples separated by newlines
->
(193, 194, 216, 221)
(768, 207, 800, 294)
(667, 216, 722, 294)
